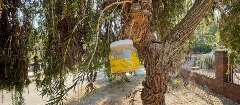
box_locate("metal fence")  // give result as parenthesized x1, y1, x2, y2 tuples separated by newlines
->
(227, 64, 240, 85)
(191, 54, 216, 78)
(189, 54, 240, 85)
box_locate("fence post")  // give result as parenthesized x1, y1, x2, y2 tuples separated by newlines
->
(214, 50, 228, 82)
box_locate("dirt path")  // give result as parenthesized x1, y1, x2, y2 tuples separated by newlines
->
(66, 74, 239, 105)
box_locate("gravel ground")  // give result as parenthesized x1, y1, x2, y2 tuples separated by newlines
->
(66, 74, 240, 105)
(1, 61, 239, 105)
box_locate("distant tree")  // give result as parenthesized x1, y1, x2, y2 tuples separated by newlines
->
(192, 23, 218, 54)
(192, 39, 212, 54)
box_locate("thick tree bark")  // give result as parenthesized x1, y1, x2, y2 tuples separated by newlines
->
(140, 44, 170, 105)
(122, 0, 213, 104)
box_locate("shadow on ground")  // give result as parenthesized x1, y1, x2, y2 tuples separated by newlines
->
(67, 72, 240, 105)
(67, 74, 145, 105)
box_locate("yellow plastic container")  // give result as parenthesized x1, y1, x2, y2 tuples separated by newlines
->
(109, 39, 140, 73)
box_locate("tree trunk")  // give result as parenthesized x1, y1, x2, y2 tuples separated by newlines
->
(122, 0, 213, 104)
(140, 46, 170, 105)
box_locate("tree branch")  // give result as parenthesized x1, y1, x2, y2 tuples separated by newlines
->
(88, 0, 133, 71)
(162, 0, 213, 61)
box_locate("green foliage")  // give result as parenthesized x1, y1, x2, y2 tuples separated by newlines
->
(219, 0, 240, 64)
(192, 39, 212, 54)
(0, 0, 38, 92)
(0, 0, 239, 104)
(226, 69, 231, 75)
(172, 79, 181, 85)
(34, 0, 123, 104)
(191, 20, 218, 54)
(152, 0, 187, 39)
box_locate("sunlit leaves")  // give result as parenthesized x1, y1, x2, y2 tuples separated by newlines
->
(152, 0, 187, 39)
(219, 0, 240, 64)
(35, 0, 123, 104)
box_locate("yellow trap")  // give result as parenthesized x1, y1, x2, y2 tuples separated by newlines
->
(109, 39, 140, 73)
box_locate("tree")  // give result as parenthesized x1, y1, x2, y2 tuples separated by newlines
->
(219, 0, 240, 64)
(0, 0, 30, 91)
(192, 24, 218, 54)
(120, 0, 213, 104)
(2, 0, 234, 104)
(35, 1, 123, 104)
